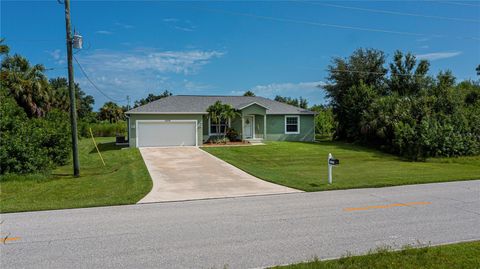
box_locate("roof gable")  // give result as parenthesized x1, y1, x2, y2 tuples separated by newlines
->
(236, 102, 269, 110)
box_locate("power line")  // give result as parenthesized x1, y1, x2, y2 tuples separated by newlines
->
(300, 1, 480, 23)
(187, 6, 480, 41)
(44, 66, 68, 71)
(328, 69, 432, 78)
(440, 1, 480, 7)
(73, 55, 126, 103)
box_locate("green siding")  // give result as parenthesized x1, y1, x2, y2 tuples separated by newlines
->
(128, 114, 204, 147)
(230, 116, 242, 139)
(128, 112, 315, 146)
(266, 115, 315, 141)
(202, 115, 209, 137)
(241, 104, 266, 116)
(254, 114, 265, 138)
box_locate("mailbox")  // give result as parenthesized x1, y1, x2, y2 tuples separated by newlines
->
(329, 158, 339, 166)
(327, 153, 339, 184)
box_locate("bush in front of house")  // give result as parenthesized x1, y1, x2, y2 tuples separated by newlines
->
(0, 94, 71, 175)
(207, 135, 230, 144)
(226, 128, 240, 141)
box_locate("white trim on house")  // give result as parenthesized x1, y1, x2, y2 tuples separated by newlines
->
(135, 119, 198, 147)
(243, 115, 255, 139)
(313, 114, 316, 141)
(236, 102, 269, 110)
(284, 115, 300, 134)
(127, 112, 208, 115)
(263, 114, 267, 140)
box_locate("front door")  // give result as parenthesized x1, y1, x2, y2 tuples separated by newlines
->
(244, 116, 254, 139)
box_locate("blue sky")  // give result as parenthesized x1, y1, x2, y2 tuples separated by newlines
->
(2, 1, 479, 109)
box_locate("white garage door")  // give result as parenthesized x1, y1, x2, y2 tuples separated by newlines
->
(137, 121, 197, 147)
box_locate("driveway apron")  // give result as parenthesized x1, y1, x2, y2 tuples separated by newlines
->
(138, 147, 301, 203)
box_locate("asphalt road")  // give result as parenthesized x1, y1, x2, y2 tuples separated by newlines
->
(1, 180, 479, 269)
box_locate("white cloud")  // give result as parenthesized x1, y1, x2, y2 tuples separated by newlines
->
(79, 49, 223, 75)
(416, 38, 429, 42)
(183, 80, 213, 91)
(73, 48, 224, 107)
(163, 17, 196, 32)
(114, 22, 134, 29)
(231, 81, 327, 105)
(416, 51, 462, 61)
(244, 81, 325, 95)
(163, 18, 179, 23)
(174, 26, 195, 32)
(95, 30, 113, 35)
(49, 49, 61, 60)
(47, 49, 65, 65)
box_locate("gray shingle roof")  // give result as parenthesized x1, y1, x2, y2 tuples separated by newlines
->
(126, 95, 316, 115)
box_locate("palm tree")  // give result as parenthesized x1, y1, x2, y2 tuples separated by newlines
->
(207, 101, 240, 141)
(99, 102, 124, 123)
(206, 100, 224, 135)
(220, 104, 240, 139)
(49, 77, 70, 112)
(1, 54, 50, 117)
(0, 38, 9, 55)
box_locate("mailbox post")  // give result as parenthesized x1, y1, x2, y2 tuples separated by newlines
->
(328, 153, 339, 184)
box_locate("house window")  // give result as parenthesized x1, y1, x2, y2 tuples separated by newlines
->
(210, 118, 228, 134)
(285, 116, 300, 134)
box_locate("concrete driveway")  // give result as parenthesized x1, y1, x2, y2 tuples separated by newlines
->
(138, 147, 300, 203)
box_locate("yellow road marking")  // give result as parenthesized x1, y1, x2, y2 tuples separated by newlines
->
(344, 201, 431, 212)
(0, 237, 20, 243)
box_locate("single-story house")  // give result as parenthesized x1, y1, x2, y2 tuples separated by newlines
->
(125, 95, 316, 147)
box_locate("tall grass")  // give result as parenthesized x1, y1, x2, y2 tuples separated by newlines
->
(79, 121, 127, 137)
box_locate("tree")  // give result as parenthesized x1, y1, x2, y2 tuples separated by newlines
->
(49, 77, 95, 119)
(1, 54, 51, 117)
(310, 105, 336, 137)
(0, 91, 71, 174)
(220, 104, 240, 138)
(206, 101, 239, 140)
(299, 97, 308, 109)
(134, 90, 172, 108)
(243, 90, 255, 96)
(0, 38, 9, 55)
(274, 96, 308, 109)
(206, 101, 224, 135)
(476, 64, 480, 76)
(325, 48, 387, 140)
(98, 102, 124, 123)
(388, 50, 430, 96)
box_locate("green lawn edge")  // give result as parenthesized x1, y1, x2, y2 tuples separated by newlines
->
(270, 241, 480, 269)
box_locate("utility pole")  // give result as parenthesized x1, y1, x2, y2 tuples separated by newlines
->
(63, 0, 80, 177)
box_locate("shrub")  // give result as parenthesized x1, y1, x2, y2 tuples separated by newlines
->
(207, 135, 230, 144)
(0, 94, 71, 174)
(226, 128, 240, 141)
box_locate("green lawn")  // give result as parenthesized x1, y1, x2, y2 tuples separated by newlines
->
(271, 241, 480, 269)
(202, 141, 480, 191)
(0, 137, 152, 213)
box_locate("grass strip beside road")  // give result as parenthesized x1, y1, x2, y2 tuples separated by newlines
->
(271, 241, 480, 269)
